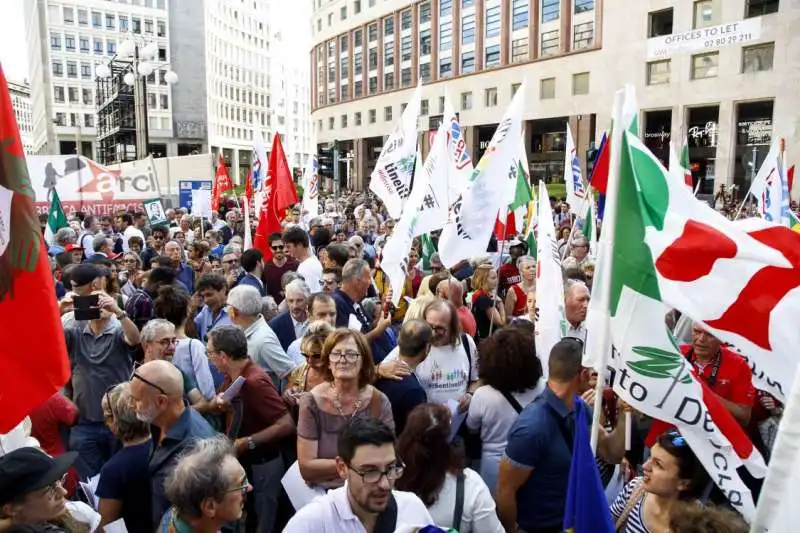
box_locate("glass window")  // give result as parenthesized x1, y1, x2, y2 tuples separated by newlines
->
(80, 63, 91, 79)
(65, 35, 76, 51)
(341, 56, 349, 78)
(355, 80, 363, 97)
(485, 6, 500, 38)
(384, 72, 395, 90)
(575, 0, 594, 13)
(573, 22, 593, 50)
(440, 22, 452, 50)
(329, 41, 336, 57)
(105, 14, 115, 29)
(328, 87, 336, 103)
(384, 17, 394, 35)
(438, 96, 445, 113)
(66, 61, 77, 78)
(541, 29, 559, 56)
(369, 109, 376, 123)
(120, 16, 129, 31)
(144, 19, 153, 33)
(78, 36, 88, 52)
(82, 88, 92, 105)
(742, 42, 774, 72)
(157, 20, 166, 37)
(511, 38, 528, 62)
(420, 2, 431, 24)
(355, 29, 363, 47)
(91, 11, 101, 27)
(328, 64, 336, 82)
(421, 99, 429, 115)
(94, 40, 103, 55)
(55, 113, 66, 126)
(420, 62, 431, 82)
(746, 0, 779, 17)
(77, 9, 88, 25)
(369, 48, 378, 70)
(439, 57, 452, 78)
(402, 36, 412, 61)
(461, 92, 472, 110)
(461, 51, 475, 73)
(342, 114, 348, 127)
(54, 86, 65, 102)
(572, 72, 590, 95)
(420, 29, 432, 55)
(369, 75, 378, 93)
(329, 117, 335, 129)
(512, 0, 529, 30)
(385, 42, 394, 66)
(355, 0, 361, 14)
(52, 61, 63, 77)
(401, 68, 412, 86)
(385, 106, 393, 121)
(341, 6, 347, 20)
(68, 87, 79, 103)
(50, 33, 62, 50)
(341, 36, 349, 53)
(462, 0, 474, 6)
(401, 10, 412, 30)
(691, 51, 719, 79)
(107, 41, 116, 55)
(484, 87, 497, 107)
(485, 45, 500, 67)
(328, 13, 333, 26)
(63, 7, 74, 24)
(369, 23, 378, 41)
(540, 77, 555, 99)
(693, 1, 719, 29)
(440, 0, 452, 16)
(542, 0, 559, 22)
(462, 13, 475, 44)
(355, 112, 362, 125)
(84, 114, 94, 127)
(647, 60, 671, 85)
(649, 9, 673, 37)
(132, 17, 141, 33)
(354, 52, 363, 75)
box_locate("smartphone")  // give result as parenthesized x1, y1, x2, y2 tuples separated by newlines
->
(73, 294, 101, 321)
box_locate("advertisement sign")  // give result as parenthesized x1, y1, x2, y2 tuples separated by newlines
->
(647, 18, 762, 60)
(27, 155, 160, 216)
(178, 180, 213, 212)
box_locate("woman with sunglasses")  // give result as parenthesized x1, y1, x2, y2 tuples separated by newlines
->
(396, 403, 504, 533)
(119, 252, 142, 300)
(611, 430, 710, 532)
(284, 321, 333, 410)
(96, 383, 153, 533)
(296, 329, 394, 489)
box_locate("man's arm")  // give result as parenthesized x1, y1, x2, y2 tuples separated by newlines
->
(496, 456, 532, 533)
(595, 408, 627, 465)
(235, 413, 295, 455)
(365, 312, 391, 342)
(715, 394, 752, 426)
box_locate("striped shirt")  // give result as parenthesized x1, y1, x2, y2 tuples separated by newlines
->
(610, 477, 650, 533)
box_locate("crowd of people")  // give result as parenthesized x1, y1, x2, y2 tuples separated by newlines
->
(0, 190, 770, 533)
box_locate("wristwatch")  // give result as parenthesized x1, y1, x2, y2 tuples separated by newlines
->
(247, 437, 256, 450)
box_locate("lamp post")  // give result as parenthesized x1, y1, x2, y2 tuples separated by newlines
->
(95, 37, 178, 161)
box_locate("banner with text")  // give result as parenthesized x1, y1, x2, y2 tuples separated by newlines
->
(647, 18, 762, 60)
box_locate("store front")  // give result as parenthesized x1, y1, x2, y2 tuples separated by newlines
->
(475, 124, 500, 162)
(643, 110, 672, 169)
(686, 106, 719, 195)
(734, 100, 774, 191)
(529, 117, 568, 185)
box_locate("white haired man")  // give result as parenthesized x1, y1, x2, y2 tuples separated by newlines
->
(268, 279, 311, 352)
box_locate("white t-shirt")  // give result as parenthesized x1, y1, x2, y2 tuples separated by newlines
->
(426, 469, 504, 533)
(386, 335, 478, 405)
(297, 254, 323, 293)
(122, 226, 145, 252)
(466, 383, 543, 459)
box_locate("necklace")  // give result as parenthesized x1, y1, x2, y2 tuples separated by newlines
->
(331, 383, 363, 419)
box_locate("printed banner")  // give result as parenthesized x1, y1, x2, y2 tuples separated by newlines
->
(647, 18, 762, 60)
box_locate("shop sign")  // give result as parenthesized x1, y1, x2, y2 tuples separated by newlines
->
(737, 119, 772, 145)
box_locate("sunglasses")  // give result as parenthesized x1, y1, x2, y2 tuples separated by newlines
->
(664, 430, 687, 447)
(131, 372, 168, 396)
(223, 259, 239, 265)
(271, 245, 284, 251)
(301, 351, 322, 361)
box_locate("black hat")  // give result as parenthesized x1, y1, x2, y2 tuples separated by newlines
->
(0, 448, 77, 505)
(69, 263, 108, 287)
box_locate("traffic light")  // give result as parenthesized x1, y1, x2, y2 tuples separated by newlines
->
(318, 145, 333, 181)
(586, 143, 599, 179)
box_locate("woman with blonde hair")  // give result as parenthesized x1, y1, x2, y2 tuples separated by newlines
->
(296, 329, 394, 489)
(470, 264, 506, 340)
(285, 320, 334, 401)
(505, 256, 536, 318)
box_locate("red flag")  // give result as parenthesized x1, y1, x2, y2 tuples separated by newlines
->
(245, 169, 254, 203)
(589, 132, 609, 195)
(788, 165, 795, 197)
(0, 64, 70, 432)
(254, 134, 299, 259)
(212, 153, 233, 212)
(493, 211, 518, 240)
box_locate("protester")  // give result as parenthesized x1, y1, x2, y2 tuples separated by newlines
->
(497, 238, 526, 297)
(194, 273, 231, 342)
(284, 418, 433, 532)
(117, 213, 144, 253)
(286, 292, 338, 362)
(667, 502, 748, 533)
(437, 278, 477, 337)
(165, 240, 195, 293)
(262, 233, 299, 303)
(467, 327, 543, 496)
(268, 279, 311, 351)
(320, 267, 341, 295)
(297, 329, 394, 489)
(505, 256, 536, 318)
(119, 252, 142, 299)
(283, 226, 323, 292)
(141, 226, 167, 268)
(562, 235, 592, 270)
(470, 264, 506, 340)
(332, 259, 392, 352)
(285, 321, 335, 406)
(563, 281, 590, 342)
(236, 248, 267, 296)
(397, 403, 504, 532)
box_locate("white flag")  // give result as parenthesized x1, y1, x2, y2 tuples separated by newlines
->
(369, 82, 422, 218)
(302, 154, 320, 221)
(564, 125, 586, 215)
(534, 180, 566, 377)
(439, 82, 526, 268)
(413, 123, 451, 236)
(380, 150, 430, 306)
(443, 90, 472, 198)
(748, 139, 788, 226)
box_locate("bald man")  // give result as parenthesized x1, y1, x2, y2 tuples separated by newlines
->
(130, 360, 216, 529)
(564, 282, 590, 343)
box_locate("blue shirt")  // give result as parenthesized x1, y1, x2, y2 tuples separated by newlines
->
(175, 263, 194, 294)
(235, 272, 267, 297)
(504, 387, 588, 529)
(375, 373, 426, 435)
(96, 440, 153, 533)
(194, 305, 232, 342)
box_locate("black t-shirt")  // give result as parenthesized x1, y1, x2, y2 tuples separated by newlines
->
(95, 440, 153, 533)
(375, 374, 427, 435)
(472, 292, 494, 339)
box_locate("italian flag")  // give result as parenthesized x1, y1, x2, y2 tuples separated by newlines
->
(44, 189, 68, 245)
(586, 86, 770, 522)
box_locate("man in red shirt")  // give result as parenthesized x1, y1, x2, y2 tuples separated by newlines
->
(497, 239, 526, 298)
(645, 322, 755, 447)
(262, 233, 299, 304)
(208, 325, 295, 533)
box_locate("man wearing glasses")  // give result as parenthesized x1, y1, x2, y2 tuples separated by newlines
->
(262, 232, 298, 304)
(141, 226, 167, 270)
(284, 418, 432, 532)
(129, 360, 215, 529)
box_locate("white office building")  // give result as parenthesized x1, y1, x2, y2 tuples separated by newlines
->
(8, 80, 34, 155)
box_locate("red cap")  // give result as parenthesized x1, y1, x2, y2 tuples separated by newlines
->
(65, 244, 83, 252)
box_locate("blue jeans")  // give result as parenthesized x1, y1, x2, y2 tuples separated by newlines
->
(69, 422, 118, 481)
(249, 456, 285, 533)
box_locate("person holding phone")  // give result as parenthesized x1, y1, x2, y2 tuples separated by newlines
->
(63, 291, 140, 481)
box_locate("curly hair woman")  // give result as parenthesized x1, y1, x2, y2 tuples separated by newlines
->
(466, 326, 543, 495)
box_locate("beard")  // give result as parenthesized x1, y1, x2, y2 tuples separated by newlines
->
(135, 405, 161, 424)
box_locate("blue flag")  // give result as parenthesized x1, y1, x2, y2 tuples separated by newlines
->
(562, 399, 615, 533)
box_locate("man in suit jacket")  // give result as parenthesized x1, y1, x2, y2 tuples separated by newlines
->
(268, 278, 310, 351)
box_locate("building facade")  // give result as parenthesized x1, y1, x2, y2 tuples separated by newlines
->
(310, 0, 799, 197)
(8, 80, 34, 155)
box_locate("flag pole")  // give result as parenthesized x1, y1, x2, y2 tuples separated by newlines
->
(488, 217, 509, 338)
(560, 188, 590, 261)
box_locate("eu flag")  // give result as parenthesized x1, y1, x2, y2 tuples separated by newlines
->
(562, 399, 615, 533)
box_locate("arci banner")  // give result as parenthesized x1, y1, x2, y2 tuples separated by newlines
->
(28, 155, 161, 216)
(647, 17, 762, 60)
(369, 82, 422, 218)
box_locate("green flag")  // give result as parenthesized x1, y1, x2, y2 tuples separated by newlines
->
(582, 201, 593, 241)
(420, 233, 437, 271)
(509, 160, 533, 212)
(44, 189, 68, 245)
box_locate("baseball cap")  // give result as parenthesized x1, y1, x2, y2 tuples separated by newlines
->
(70, 263, 106, 287)
(0, 447, 77, 505)
(64, 244, 83, 252)
(107, 252, 122, 261)
(507, 238, 524, 248)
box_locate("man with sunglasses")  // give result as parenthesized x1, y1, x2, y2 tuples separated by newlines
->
(64, 291, 140, 481)
(141, 226, 167, 269)
(284, 418, 432, 532)
(262, 233, 298, 304)
(283, 226, 323, 293)
(129, 360, 215, 529)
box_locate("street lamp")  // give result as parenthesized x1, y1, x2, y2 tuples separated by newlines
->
(95, 36, 178, 162)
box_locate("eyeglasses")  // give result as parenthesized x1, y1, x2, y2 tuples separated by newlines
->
(155, 337, 178, 348)
(131, 372, 169, 396)
(329, 350, 361, 363)
(152, 235, 164, 240)
(429, 325, 448, 334)
(321, 279, 337, 285)
(301, 351, 322, 361)
(271, 245, 284, 251)
(223, 259, 239, 265)
(347, 462, 405, 484)
(225, 476, 252, 495)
